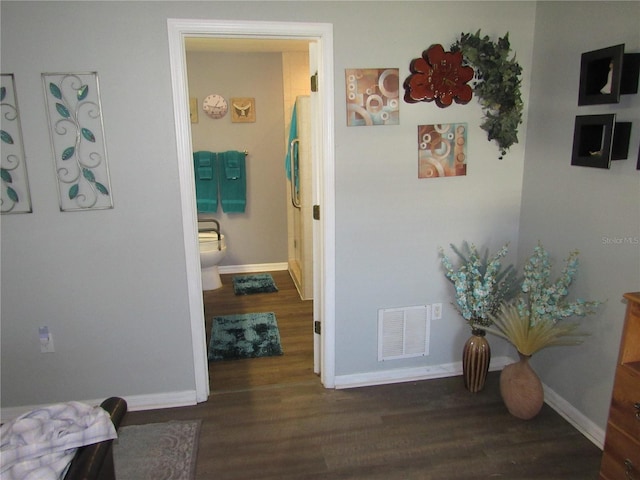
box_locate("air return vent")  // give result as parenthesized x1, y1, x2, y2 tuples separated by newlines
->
(378, 305, 430, 361)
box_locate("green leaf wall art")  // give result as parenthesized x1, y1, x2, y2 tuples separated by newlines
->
(1, 74, 32, 214)
(451, 31, 524, 159)
(42, 72, 113, 211)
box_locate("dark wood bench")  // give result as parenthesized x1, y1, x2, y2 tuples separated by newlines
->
(64, 397, 127, 480)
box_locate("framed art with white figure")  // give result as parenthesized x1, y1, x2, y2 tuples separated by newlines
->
(230, 97, 255, 123)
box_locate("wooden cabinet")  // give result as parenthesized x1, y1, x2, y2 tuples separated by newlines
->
(600, 292, 640, 480)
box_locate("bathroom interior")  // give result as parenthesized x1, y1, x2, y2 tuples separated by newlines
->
(186, 38, 316, 389)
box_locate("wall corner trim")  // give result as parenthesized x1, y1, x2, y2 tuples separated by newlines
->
(542, 383, 605, 449)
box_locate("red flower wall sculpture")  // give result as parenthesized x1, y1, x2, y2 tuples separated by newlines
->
(404, 44, 474, 108)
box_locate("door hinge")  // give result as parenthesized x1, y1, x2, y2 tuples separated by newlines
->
(310, 72, 318, 92)
(313, 204, 320, 220)
(314, 321, 321, 335)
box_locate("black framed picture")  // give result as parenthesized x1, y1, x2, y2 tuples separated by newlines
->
(571, 114, 631, 168)
(571, 114, 615, 168)
(578, 44, 624, 106)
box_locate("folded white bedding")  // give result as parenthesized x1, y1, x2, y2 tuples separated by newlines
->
(0, 401, 117, 480)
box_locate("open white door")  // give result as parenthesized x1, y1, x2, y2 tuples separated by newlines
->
(309, 41, 321, 376)
(167, 19, 336, 397)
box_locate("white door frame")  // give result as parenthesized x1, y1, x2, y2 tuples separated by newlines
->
(167, 18, 336, 401)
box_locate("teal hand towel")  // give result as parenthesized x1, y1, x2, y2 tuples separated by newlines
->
(218, 151, 246, 213)
(193, 151, 218, 213)
(285, 102, 297, 181)
(198, 167, 213, 180)
(225, 157, 241, 179)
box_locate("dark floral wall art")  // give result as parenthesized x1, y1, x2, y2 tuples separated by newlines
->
(404, 44, 474, 108)
(405, 32, 524, 159)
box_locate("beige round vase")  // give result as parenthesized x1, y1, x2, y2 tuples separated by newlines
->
(500, 353, 544, 420)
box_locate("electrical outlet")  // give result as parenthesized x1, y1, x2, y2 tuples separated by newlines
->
(39, 326, 55, 353)
(432, 303, 443, 320)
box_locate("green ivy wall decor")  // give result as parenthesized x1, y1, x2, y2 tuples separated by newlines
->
(451, 31, 524, 159)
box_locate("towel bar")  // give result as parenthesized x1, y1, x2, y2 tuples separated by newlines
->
(289, 138, 301, 209)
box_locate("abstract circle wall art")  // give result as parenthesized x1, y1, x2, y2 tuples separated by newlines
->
(345, 68, 399, 126)
(418, 123, 467, 179)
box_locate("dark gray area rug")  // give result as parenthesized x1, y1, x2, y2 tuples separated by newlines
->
(232, 273, 278, 295)
(209, 312, 284, 361)
(113, 420, 201, 480)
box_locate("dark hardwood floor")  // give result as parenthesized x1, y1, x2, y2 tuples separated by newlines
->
(204, 270, 316, 392)
(122, 270, 603, 479)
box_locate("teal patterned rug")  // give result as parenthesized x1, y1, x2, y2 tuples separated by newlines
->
(232, 273, 278, 295)
(208, 312, 284, 361)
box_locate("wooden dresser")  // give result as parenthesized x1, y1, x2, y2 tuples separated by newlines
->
(600, 292, 640, 480)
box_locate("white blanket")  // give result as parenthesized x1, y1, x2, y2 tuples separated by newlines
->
(0, 401, 117, 480)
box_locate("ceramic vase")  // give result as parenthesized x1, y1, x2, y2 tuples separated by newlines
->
(500, 353, 544, 420)
(462, 328, 491, 392)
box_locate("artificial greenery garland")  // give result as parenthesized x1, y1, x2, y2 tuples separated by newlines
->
(451, 30, 523, 159)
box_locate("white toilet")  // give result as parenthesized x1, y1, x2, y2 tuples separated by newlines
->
(199, 231, 227, 290)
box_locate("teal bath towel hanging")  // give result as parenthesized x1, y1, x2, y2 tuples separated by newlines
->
(218, 151, 246, 213)
(285, 101, 297, 182)
(193, 151, 218, 213)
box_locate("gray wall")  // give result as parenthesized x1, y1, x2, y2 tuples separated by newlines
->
(1, 2, 198, 407)
(6, 0, 631, 438)
(330, 3, 534, 376)
(187, 51, 287, 266)
(521, 1, 640, 430)
(1, 0, 533, 409)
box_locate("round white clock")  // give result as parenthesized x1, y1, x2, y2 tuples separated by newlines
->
(203, 94, 228, 119)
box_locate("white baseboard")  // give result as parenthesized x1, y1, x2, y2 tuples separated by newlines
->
(122, 389, 198, 412)
(219, 262, 288, 274)
(0, 390, 198, 422)
(333, 356, 514, 389)
(542, 383, 605, 449)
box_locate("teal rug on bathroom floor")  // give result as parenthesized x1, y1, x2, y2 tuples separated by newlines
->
(232, 273, 278, 295)
(209, 312, 283, 361)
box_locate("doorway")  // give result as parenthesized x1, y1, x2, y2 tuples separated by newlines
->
(167, 19, 336, 401)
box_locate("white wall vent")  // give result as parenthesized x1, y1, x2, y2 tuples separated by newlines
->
(378, 305, 430, 361)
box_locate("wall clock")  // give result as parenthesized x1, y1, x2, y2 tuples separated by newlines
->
(202, 94, 228, 119)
